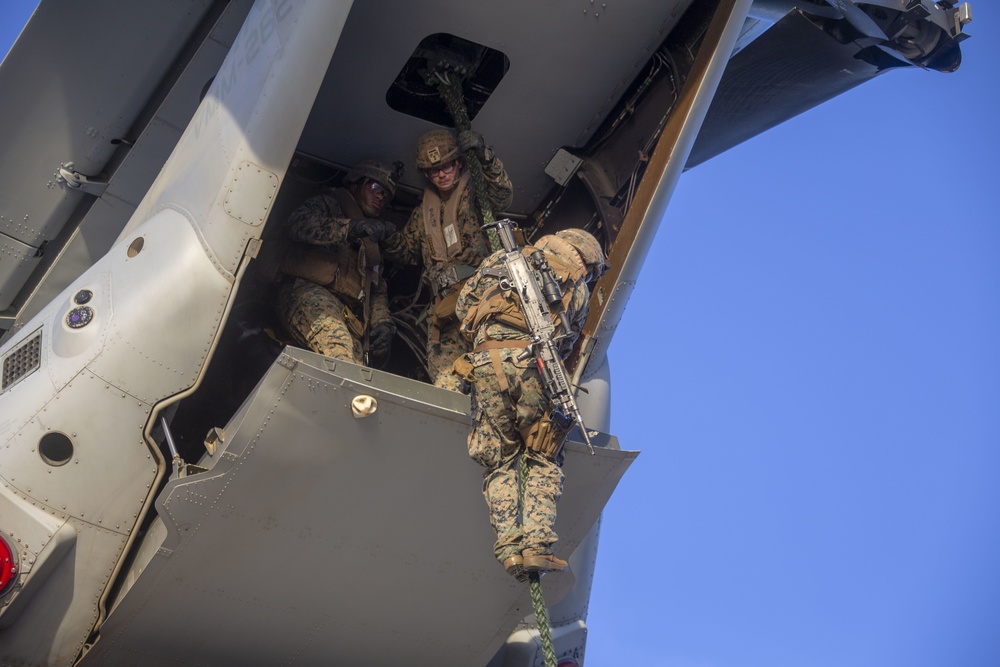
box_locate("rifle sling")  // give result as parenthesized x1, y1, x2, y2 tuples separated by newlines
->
(472, 339, 530, 353)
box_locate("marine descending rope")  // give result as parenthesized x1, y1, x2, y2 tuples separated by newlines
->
(433, 70, 560, 667)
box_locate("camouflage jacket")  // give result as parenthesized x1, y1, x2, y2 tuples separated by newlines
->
(383, 153, 513, 295)
(284, 187, 390, 326)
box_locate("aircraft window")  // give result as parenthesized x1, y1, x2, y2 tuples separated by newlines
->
(39, 432, 74, 467)
(386, 33, 509, 126)
(127, 237, 145, 258)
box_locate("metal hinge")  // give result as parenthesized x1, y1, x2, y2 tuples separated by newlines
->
(56, 162, 109, 197)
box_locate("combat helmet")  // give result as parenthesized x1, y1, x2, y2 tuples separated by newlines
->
(345, 159, 400, 197)
(415, 129, 459, 170)
(537, 229, 608, 281)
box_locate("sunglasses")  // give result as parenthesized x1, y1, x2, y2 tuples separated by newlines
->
(423, 161, 458, 177)
(364, 180, 390, 197)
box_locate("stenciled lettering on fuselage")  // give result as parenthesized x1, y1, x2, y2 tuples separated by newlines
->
(192, 0, 293, 140)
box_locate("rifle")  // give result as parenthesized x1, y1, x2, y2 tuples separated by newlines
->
(485, 218, 597, 455)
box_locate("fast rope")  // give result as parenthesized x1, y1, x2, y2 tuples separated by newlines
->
(432, 72, 503, 253)
(435, 68, 556, 666)
(518, 455, 559, 667)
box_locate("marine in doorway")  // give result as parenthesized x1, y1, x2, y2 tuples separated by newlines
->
(384, 129, 513, 390)
(277, 159, 400, 366)
(454, 228, 608, 578)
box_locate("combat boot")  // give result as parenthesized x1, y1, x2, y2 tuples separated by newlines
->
(502, 554, 528, 582)
(522, 553, 568, 573)
(502, 554, 523, 574)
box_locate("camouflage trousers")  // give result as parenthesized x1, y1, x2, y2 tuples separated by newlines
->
(466, 348, 564, 564)
(277, 279, 363, 363)
(427, 308, 470, 392)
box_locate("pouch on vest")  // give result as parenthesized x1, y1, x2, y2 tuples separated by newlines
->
(520, 412, 569, 461)
(463, 283, 527, 335)
(451, 352, 476, 383)
(281, 243, 369, 303)
(433, 275, 471, 323)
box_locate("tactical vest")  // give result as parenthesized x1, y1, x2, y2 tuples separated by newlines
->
(278, 188, 381, 306)
(461, 246, 585, 340)
(457, 246, 586, 461)
(280, 239, 380, 306)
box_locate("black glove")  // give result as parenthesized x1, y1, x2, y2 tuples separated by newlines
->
(347, 218, 396, 243)
(368, 321, 396, 361)
(457, 130, 488, 161)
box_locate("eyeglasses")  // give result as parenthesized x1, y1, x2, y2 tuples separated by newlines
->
(364, 180, 390, 198)
(423, 161, 458, 177)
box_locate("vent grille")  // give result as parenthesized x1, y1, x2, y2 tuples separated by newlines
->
(2, 331, 42, 391)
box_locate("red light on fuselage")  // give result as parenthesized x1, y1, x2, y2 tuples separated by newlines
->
(0, 533, 18, 595)
(557, 661, 579, 667)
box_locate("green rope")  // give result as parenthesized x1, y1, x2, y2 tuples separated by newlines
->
(518, 456, 559, 667)
(433, 73, 502, 253)
(530, 570, 558, 666)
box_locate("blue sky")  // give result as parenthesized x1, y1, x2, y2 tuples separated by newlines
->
(592, 6, 1000, 667)
(3, 3, 997, 667)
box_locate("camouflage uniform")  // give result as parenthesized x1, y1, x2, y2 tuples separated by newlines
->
(277, 188, 391, 363)
(455, 246, 589, 566)
(384, 150, 512, 390)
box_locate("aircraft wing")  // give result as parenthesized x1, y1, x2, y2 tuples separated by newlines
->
(688, 6, 965, 168)
(79, 347, 636, 666)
